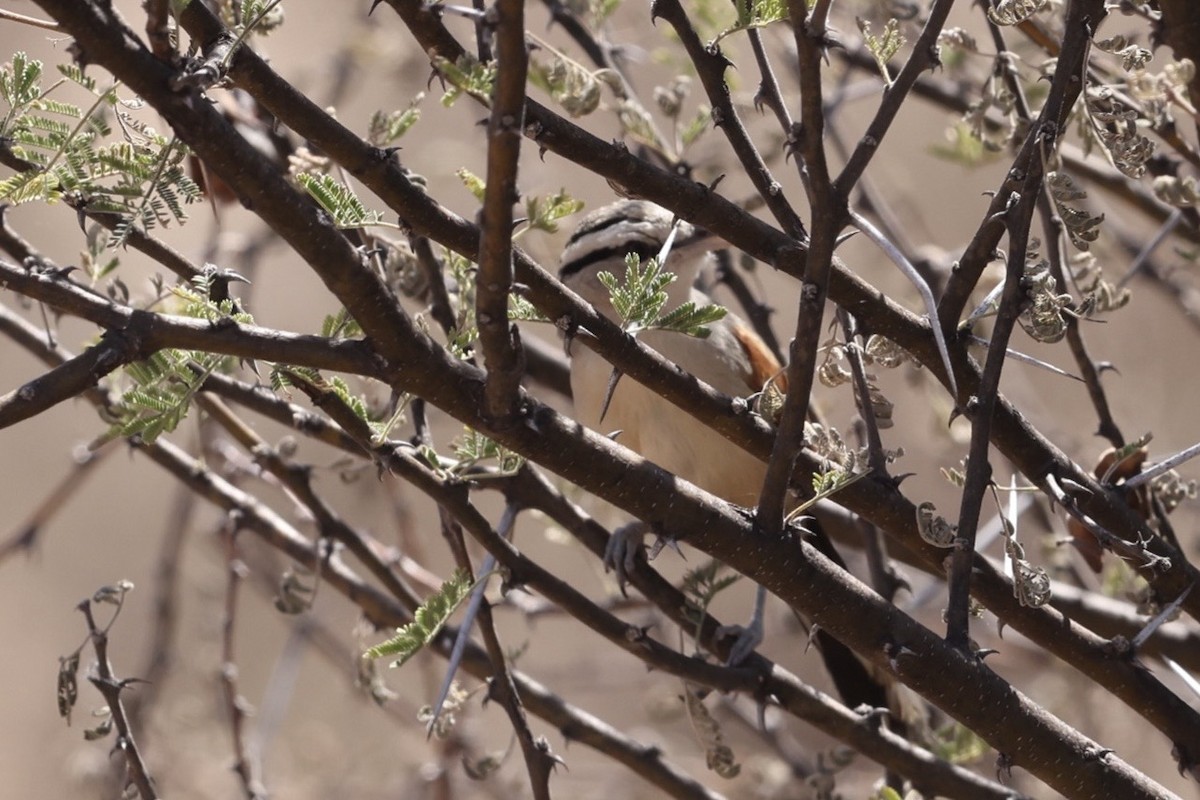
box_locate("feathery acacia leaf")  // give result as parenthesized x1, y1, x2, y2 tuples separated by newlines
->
(599, 253, 727, 337)
(296, 172, 384, 228)
(363, 570, 474, 667)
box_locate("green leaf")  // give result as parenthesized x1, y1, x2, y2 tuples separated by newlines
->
(859, 18, 906, 86)
(598, 252, 674, 332)
(363, 570, 475, 667)
(786, 469, 868, 522)
(524, 190, 584, 233)
(108, 348, 221, 443)
(680, 560, 740, 634)
(654, 301, 727, 337)
(296, 172, 384, 229)
(929, 720, 989, 763)
(712, 0, 788, 43)
(1, 53, 43, 111)
(455, 167, 486, 202)
(368, 92, 424, 146)
(171, 270, 254, 324)
(321, 307, 363, 340)
(432, 54, 497, 107)
(508, 293, 549, 322)
(451, 427, 525, 475)
(55, 63, 95, 93)
(600, 252, 727, 337)
(0, 62, 199, 245)
(236, 0, 286, 36)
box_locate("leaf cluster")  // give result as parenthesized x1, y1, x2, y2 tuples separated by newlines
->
(0, 55, 200, 246)
(711, 0, 788, 45)
(296, 172, 385, 229)
(107, 348, 218, 443)
(433, 54, 497, 108)
(598, 252, 727, 337)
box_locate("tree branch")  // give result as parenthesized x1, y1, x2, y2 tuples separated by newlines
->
(476, 0, 527, 423)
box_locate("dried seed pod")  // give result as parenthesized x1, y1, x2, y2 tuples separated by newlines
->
(1066, 444, 1151, 572)
(916, 501, 958, 548)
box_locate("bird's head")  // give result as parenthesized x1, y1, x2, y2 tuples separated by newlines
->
(558, 200, 717, 316)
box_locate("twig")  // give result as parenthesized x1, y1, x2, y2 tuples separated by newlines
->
(1037, 191, 1125, 447)
(1124, 441, 1200, 491)
(0, 436, 113, 563)
(943, 153, 1042, 651)
(990, 13, 1124, 448)
(652, 0, 808, 240)
(124, 476, 199, 726)
(0, 8, 57, 29)
(836, 309, 890, 478)
(0, 258, 388, 379)
(937, 5, 1104, 323)
(0, 320, 149, 429)
(538, 0, 606, 67)
(712, 251, 784, 363)
(196, 391, 421, 610)
(848, 208, 957, 397)
(834, 0, 956, 196)
(1117, 209, 1184, 291)
(409, 234, 459, 335)
(1047, 580, 1200, 670)
(756, 0, 840, 533)
(1043, 473, 1171, 574)
(77, 589, 159, 800)
(1132, 584, 1194, 650)
(260, 358, 1001, 795)
(0, 7, 60, 30)
(218, 524, 269, 800)
(443, 508, 557, 798)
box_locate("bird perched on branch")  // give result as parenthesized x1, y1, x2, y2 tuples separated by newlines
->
(558, 200, 893, 714)
(559, 199, 783, 514)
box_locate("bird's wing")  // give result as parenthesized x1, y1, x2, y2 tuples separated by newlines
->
(729, 320, 787, 394)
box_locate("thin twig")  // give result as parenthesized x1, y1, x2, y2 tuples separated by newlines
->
(218, 524, 269, 800)
(78, 593, 159, 800)
(1125, 441, 1200, 490)
(1038, 192, 1125, 447)
(1117, 208, 1183, 290)
(848, 208, 957, 397)
(652, 0, 808, 240)
(757, 0, 840, 533)
(0, 7, 61, 30)
(834, 0, 956, 196)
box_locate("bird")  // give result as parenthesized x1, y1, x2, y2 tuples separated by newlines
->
(427, 201, 899, 740)
(559, 199, 783, 514)
(557, 200, 895, 716)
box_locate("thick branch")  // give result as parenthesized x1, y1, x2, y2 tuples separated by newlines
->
(476, 0, 527, 423)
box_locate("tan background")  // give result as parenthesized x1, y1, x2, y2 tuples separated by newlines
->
(1, 1, 1198, 798)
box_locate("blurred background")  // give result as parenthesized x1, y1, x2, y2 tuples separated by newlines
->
(1, 0, 1198, 797)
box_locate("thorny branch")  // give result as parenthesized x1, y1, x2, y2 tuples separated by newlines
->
(755, 0, 840, 535)
(476, 0, 527, 423)
(77, 590, 159, 800)
(7, 0, 1200, 794)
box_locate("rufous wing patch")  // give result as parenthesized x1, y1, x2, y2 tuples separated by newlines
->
(731, 321, 787, 393)
(1066, 445, 1152, 573)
